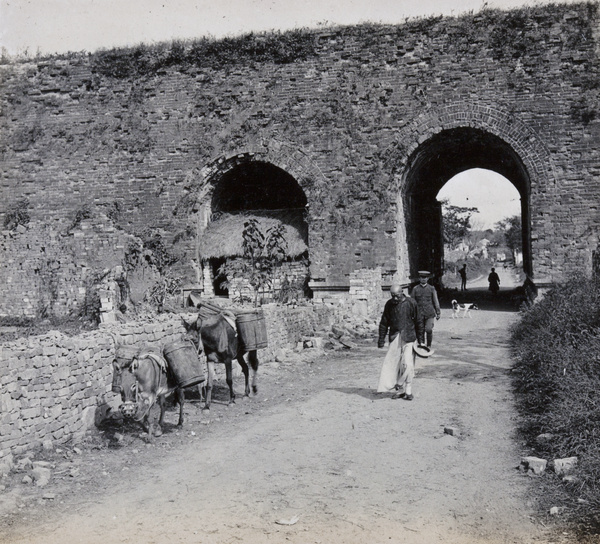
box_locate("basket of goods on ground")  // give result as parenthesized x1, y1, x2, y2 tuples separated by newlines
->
(162, 338, 205, 388)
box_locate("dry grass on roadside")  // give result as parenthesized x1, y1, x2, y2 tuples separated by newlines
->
(510, 276, 600, 535)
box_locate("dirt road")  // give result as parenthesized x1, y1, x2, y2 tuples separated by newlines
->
(0, 305, 558, 544)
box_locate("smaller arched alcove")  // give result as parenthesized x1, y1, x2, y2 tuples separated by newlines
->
(401, 127, 532, 284)
(198, 161, 310, 302)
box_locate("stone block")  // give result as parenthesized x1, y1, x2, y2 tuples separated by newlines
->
(553, 456, 578, 476)
(521, 456, 547, 475)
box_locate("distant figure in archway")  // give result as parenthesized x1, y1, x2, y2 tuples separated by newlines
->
(488, 267, 501, 296)
(459, 264, 467, 291)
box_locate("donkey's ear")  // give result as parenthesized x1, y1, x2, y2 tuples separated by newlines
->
(131, 359, 139, 371)
(112, 360, 121, 372)
(181, 317, 192, 331)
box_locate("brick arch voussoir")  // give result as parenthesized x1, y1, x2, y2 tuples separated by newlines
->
(198, 140, 327, 197)
(385, 104, 555, 193)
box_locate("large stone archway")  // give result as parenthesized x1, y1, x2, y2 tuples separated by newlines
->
(191, 140, 324, 297)
(384, 102, 556, 283)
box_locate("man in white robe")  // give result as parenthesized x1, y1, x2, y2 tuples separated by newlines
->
(377, 284, 419, 400)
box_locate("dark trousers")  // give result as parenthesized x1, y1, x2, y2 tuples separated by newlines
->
(417, 316, 435, 347)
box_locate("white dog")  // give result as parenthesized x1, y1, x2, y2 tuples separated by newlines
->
(451, 299, 479, 318)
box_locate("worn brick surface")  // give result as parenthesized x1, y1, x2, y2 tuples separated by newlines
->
(0, 4, 599, 317)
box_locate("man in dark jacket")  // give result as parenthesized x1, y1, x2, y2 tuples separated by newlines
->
(411, 270, 441, 350)
(377, 284, 419, 400)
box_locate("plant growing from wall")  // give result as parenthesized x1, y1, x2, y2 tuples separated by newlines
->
(91, 30, 317, 79)
(4, 198, 31, 230)
(144, 273, 182, 312)
(218, 219, 288, 306)
(79, 270, 109, 324)
(36, 259, 60, 319)
(67, 204, 93, 232)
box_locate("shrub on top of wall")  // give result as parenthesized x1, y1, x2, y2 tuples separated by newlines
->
(90, 29, 318, 79)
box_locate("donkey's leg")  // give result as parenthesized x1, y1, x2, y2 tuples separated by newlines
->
(248, 350, 259, 395)
(237, 353, 250, 397)
(225, 356, 235, 405)
(175, 388, 185, 426)
(203, 361, 215, 411)
(153, 396, 165, 437)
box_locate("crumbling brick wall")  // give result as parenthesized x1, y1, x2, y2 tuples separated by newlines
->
(0, 3, 598, 316)
(0, 304, 335, 459)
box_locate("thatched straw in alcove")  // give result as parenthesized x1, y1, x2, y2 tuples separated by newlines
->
(198, 211, 308, 259)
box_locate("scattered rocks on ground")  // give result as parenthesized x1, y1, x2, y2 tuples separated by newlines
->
(30, 467, 51, 488)
(0, 454, 14, 476)
(535, 433, 554, 445)
(520, 456, 547, 475)
(552, 457, 578, 476)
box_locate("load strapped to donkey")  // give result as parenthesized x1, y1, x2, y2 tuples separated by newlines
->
(189, 300, 267, 409)
(196, 300, 268, 352)
(112, 339, 206, 396)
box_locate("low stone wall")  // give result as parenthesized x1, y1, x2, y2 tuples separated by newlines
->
(0, 303, 336, 460)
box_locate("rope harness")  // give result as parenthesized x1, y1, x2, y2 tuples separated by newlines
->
(119, 352, 169, 422)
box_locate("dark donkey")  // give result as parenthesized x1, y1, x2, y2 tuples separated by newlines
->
(115, 351, 185, 439)
(184, 312, 259, 410)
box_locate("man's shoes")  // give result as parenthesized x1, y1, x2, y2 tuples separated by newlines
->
(404, 394, 414, 401)
(392, 392, 406, 399)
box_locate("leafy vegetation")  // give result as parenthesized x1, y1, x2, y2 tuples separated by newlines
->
(3, 198, 31, 230)
(144, 273, 182, 312)
(91, 30, 317, 79)
(511, 276, 600, 534)
(218, 219, 288, 306)
(67, 204, 93, 232)
(441, 198, 478, 249)
(496, 215, 522, 261)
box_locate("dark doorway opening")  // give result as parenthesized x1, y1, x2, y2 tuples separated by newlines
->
(402, 127, 532, 284)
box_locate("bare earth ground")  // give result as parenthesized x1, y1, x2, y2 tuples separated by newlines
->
(0, 295, 575, 544)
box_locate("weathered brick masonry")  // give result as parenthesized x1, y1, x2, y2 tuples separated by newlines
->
(0, 304, 336, 459)
(0, 2, 599, 317)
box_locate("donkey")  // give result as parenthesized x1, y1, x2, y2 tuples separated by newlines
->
(115, 351, 185, 439)
(183, 312, 259, 410)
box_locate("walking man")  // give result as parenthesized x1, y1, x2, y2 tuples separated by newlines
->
(377, 284, 419, 400)
(488, 267, 501, 295)
(459, 264, 467, 291)
(411, 271, 441, 351)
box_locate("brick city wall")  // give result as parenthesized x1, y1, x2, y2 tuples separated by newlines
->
(0, 304, 335, 459)
(0, 3, 599, 317)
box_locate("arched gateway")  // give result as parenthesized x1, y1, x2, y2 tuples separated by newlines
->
(191, 142, 323, 300)
(389, 103, 555, 284)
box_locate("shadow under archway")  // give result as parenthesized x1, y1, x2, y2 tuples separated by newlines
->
(402, 127, 532, 282)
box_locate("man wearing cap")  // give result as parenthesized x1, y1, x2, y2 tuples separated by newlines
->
(411, 271, 441, 351)
(377, 284, 419, 400)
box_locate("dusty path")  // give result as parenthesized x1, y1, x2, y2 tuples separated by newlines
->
(0, 307, 557, 544)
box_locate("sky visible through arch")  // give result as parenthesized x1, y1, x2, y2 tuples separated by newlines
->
(438, 169, 521, 230)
